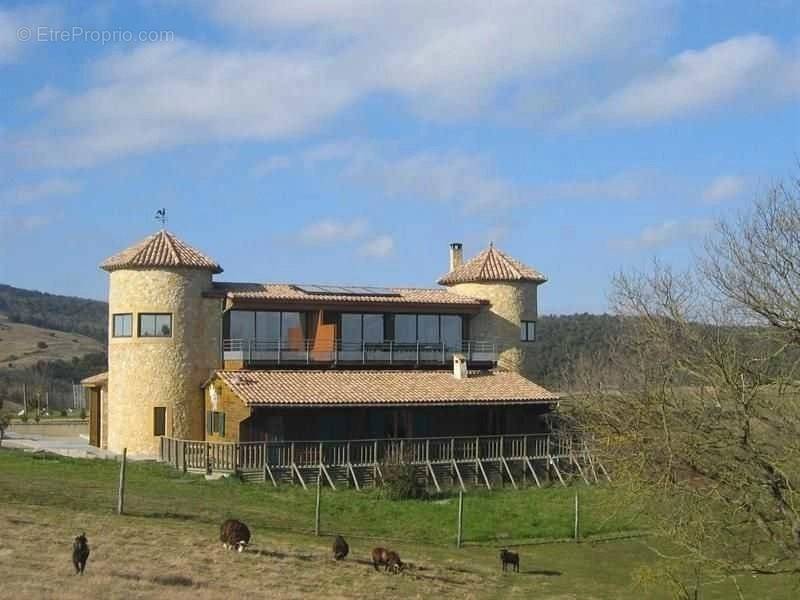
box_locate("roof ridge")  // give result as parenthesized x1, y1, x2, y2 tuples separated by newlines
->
(162, 230, 181, 263)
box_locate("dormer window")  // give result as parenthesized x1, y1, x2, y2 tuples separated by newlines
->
(520, 320, 536, 342)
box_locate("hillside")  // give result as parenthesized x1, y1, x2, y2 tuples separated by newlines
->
(0, 284, 107, 342)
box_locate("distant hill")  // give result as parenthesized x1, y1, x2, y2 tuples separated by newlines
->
(0, 284, 107, 342)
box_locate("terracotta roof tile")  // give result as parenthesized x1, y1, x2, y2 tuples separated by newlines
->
(100, 230, 223, 273)
(211, 369, 558, 406)
(438, 244, 546, 285)
(210, 283, 486, 307)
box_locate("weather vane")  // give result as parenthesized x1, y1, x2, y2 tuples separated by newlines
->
(155, 208, 167, 228)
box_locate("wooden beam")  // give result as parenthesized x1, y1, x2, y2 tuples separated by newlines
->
(500, 456, 517, 490)
(427, 461, 441, 493)
(524, 457, 541, 488)
(264, 463, 277, 487)
(291, 463, 307, 490)
(347, 462, 360, 491)
(320, 462, 336, 490)
(570, 451, 590, 485)
(477, 459, 492, 490)
(549, 455, 566, 487)
(598, 460, 612, 482)
(452, 459, 466, 492)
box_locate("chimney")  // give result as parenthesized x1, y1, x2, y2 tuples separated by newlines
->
(449, 242, 463, 272)
(453, 353, 468, 380)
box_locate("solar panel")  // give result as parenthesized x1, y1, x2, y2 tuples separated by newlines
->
(293, 284, 400, 297)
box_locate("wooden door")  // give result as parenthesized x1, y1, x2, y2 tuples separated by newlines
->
(89, 390, 101, 447)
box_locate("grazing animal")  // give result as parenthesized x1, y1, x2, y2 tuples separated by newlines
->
(499, 548, 519, 572)
(220, 519, 251, 553)
(371, 547, 402, 573)
(72, 533, 90, 575)
(332, 535, 349, 560)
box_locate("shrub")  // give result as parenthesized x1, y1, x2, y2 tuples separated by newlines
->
(60, 408, 68, 417)
(20, 412, 28, 423)
(379, 457, 428, 500)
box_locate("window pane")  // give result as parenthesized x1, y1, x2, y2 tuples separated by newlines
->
(394, 314, 416, 343)
(520, 323, 527, 341)
(255, 311, 280, 340)
(154, 407, 166, 436)
(230, 311, 255, 340)
(341, 314, 362, 343)
(527, 322, 536, 341)
(363, 314, 384, 343)
(140, 314, 156, 337)
(113, 314, 131, 337)
(281, 312, 305, 342)
(155, 314, 172, 337)
(418, 314, 439, 343)
(441, 315, 462, 349)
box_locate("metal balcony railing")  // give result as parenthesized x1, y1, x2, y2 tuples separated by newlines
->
(222, 338, 497, 366)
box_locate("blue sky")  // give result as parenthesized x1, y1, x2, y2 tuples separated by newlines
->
(0, 1, 798, 313)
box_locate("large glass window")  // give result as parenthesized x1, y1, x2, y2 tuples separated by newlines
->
(394, 314, 416, 343)
(417, 314, 440, 343)
(230, 311, 255, 340)
(112, 313, 132, 337)
(139, 313, 172, 337)
(281, 312, 305, 345)
(441, 315, 463, 349)
(341, 313, 362, 344)
(256, 311, 280, 341)
(363, 314, 384, 343)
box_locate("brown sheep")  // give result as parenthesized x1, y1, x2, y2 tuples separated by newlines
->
(332, 535, 349, 560)
(371, 547, 402, 573)
(499, 548, 519, 572)
(220, 519, 251, 552)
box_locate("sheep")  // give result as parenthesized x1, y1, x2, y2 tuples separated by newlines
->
(72, 533, 90, 575)
(371, 547, 402, 573)
(220, 519, 251, 553)
(499, 548, 519, 572)
(332, 535, 349, 561)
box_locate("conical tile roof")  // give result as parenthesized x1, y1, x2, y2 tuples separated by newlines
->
(100, 230, 223, 273)
(437, 244, 545, 285)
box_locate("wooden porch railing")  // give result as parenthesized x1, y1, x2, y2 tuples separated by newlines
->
(158, 433, 609, 490)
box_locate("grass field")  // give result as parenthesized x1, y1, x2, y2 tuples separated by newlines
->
(0, 313, 103, 370)
(0, 449, 794, 599)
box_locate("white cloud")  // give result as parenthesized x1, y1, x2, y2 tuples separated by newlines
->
(359, 235, 394, 258)
(0, 6, 58, 65)
(702, 175, 747, 203)
(568, 35, 794, 126)
(298, 218, 368, 244)
(612, 219, 714, 250)
(250, 155, 292, 178)
(1, 178, 81, 207)
(9, 1, 670, 167)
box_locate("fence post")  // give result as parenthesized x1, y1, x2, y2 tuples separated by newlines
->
(456, 490, 464, 548)
(574, 491, 580, 542)
(205, 441, 210, 475)
(315, 469, 322, 536)
(182, 440, 187, 473)
(117, 448, 127, 515)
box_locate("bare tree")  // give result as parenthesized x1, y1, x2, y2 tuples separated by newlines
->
(569, 178, 800, 597)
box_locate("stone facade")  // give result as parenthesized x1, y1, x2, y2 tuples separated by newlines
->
(449, 281, 539, 373)
(204, 380, 252, 443)
(107, 268, 222, 456)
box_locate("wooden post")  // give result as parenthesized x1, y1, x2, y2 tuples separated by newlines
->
(314, 469, 322, 536)
(204, 441, 210, 474)
(117, 448, 127, 515)
(456, 490, 464, 548)
(182, 441, 187, 473)
(574, 491, 580, 542)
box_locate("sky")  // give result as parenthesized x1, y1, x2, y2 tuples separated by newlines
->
(0, 1, 798, 314)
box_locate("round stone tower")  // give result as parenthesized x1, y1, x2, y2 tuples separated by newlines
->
(101, 230, 223, 456)
(438, 243, 546, 374)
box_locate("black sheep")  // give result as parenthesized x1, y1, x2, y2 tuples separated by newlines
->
(499, 548, 519, 572)
(332, 535, 349, 560)
(72, 533, 90, 575)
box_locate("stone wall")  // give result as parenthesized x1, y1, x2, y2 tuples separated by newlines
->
(107, 268, 222, 456)
(449, 281, 539, 373)
(205, 379, 252, 443)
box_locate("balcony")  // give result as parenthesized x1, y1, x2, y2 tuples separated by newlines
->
(222, 339, 497, 368)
